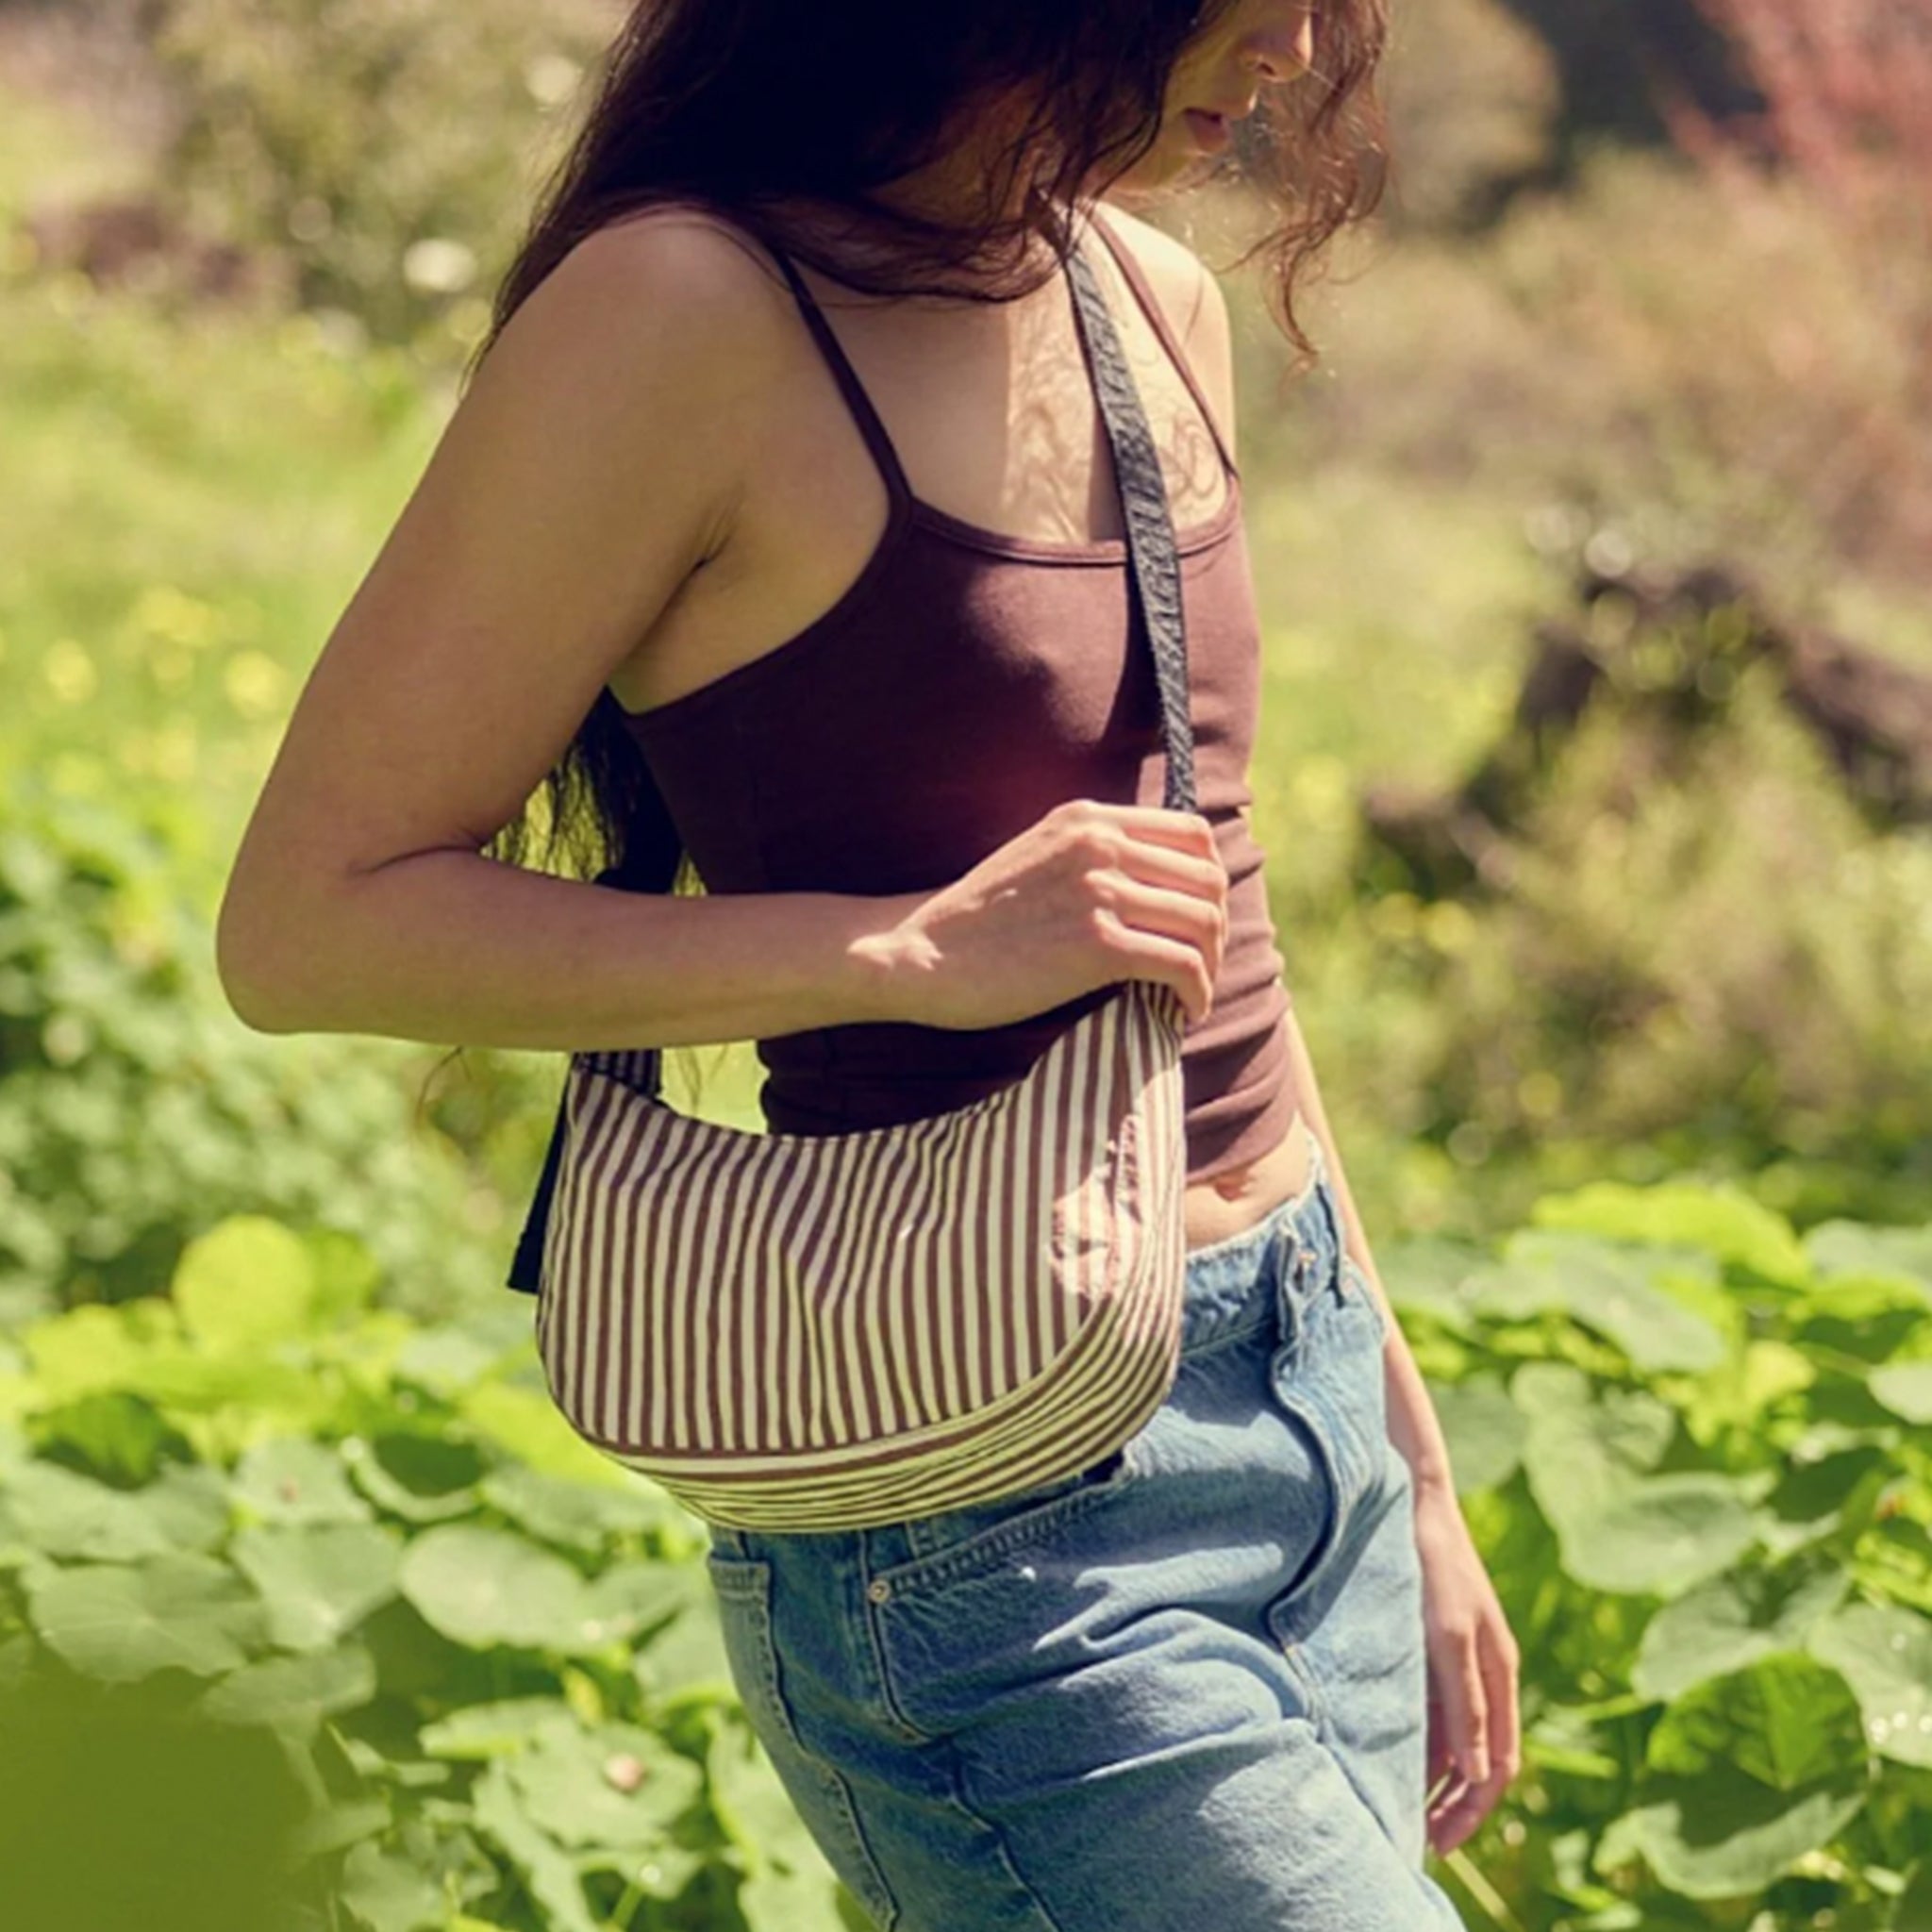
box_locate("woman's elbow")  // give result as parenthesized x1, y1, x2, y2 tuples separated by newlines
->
(214, 887, 304, 1034)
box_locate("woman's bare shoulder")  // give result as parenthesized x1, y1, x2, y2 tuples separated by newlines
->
(1094, 201, 1238, 448)
(554, 201, 798, 351)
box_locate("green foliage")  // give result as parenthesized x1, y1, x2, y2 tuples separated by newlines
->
(1369, 1181, 1932, 1925)
(4, 1185, 1930, 1926)
(0, 1221, 862, 1932)
(1409, 671, 1932, 1207)
(0, 763, 500, 1325)
(0, 1670, 316, 1932)
(147, 0, 612, 353)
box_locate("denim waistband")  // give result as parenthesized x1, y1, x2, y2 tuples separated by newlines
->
(1175, 1131, 1343, 1357)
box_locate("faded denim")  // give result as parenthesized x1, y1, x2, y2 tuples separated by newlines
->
(703, 1138, 1468, 1930)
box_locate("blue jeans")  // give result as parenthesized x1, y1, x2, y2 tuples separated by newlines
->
(703, 1139, 1467, 1930)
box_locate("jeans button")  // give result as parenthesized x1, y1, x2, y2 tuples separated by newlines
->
(866, 1577, 891, 1605)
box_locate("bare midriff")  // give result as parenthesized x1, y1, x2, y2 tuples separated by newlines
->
(1181, 1107, 1315, 1253)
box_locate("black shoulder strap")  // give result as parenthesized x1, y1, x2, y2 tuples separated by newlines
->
(504, 854, 670, 1294)
(1064, 225, 1197, 815)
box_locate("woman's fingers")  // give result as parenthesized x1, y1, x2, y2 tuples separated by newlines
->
(1424, 1611, 1522, 1856)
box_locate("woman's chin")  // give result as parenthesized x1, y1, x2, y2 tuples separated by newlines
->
(1108, 132, 1218, 197)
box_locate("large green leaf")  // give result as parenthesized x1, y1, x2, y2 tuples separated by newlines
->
(1532, 1181, 1810, 1287)
(1869, 1361, 1932, 1427)
(20, 1300, 171, 1403)
(1420, 1374, 1524, 1494)
(0, 1458, 199, 1562)
(391, 1327, 514, 1399)
(28, 1389, 175, 1484)
(123, 1347, 329, 1422)
(1371, 1235, 1490, 1332)
(230, 1521, 403, 1652)
(341, 1431, 484, 1524)
(144, 1460, 234, 1551)
(1633, 1563, 1850, 1702)
(196, 1641, 378, 1740)
(469, 1757, 602, 1932)
(300, 1225, 384, 1327)
(286, 1796, 393, 1865)
(1646, 1652, 1865, 1790)
(479, 1462, 671, 1552)
(1805, 1223, 1932, 1300)
(1559, 1471, 1764, 1598)
(1680, 1339, 1816, 1451)
(580, 1560, 704, 1649)
(1481, 1230, 1729, 1373)
(1807, 1600, 1932, 1769)
(25, 1552, 268, 1680)
(1514, 1360, 1675, 1523)
(337, 1839, 447, 1932)
(506, 1717, 705, 1848)
(634, 1597, 735, 1702)
(231, 1436, 372, 1527)
(704, 1707, 852, 1932)
(399, 1524, 598, 1652)
(1624, 1760, 1869, 1899)
(174, 1215, 319, 1351)
(420, 1696, 579, 1761)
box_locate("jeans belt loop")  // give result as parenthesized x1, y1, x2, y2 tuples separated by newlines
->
(1274, 1223, 1313, 1359)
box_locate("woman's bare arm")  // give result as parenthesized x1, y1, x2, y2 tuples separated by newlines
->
(216, 213, 922, 1050)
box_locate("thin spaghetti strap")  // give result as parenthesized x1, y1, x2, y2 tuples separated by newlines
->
(763, 245, 914, 507)
(1084, 206, 1241, 483)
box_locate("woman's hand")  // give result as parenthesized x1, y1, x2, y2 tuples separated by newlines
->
(1410, 1475, 1522, 1858)
(875, 798, 1229, 1031)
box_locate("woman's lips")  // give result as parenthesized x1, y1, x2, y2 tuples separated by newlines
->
(1184, 108, 1232, 154)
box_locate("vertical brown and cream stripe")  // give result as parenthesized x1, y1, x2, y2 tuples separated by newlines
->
(535, 977, 1189, 1530)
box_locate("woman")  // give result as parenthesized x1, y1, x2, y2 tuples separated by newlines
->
(218, 0, 1519, 1924)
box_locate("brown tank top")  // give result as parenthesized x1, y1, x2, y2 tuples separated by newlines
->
(611, 208, 1301, 1184)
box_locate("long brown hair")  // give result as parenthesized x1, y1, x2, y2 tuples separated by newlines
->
(461, 0, 1389, 1095)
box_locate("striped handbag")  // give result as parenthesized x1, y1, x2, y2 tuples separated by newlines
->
(506, 219, 1202, 1532)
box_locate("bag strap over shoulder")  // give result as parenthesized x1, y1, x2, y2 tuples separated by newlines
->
(1063, 220, 1197, 816)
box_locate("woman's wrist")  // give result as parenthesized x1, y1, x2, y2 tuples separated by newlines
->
(841, 892, 941, 1026)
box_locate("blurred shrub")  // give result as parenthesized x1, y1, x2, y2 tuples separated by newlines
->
(146, 0, 613, 352)
(1663, 0, 1932, 576)
(1376, 0, 1563, 231)
(1234, 142, 1932, 595)
(0, 763, 502, 1326)
(1404, 656, 1932, 1216)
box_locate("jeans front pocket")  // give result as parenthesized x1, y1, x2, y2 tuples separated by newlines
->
(703, 1553, 901, 1929)
(890, 1435, 1145, 1573)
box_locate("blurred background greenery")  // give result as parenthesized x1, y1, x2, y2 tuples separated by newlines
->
(4, 4, 1932, 1929)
